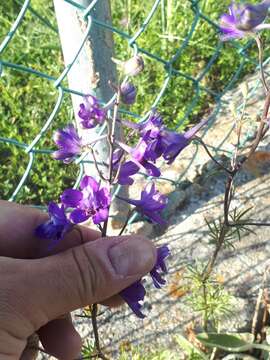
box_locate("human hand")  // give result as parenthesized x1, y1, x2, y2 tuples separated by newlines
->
(0, 200, 156, 359)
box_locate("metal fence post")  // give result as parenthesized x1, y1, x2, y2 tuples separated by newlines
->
(53, 0, 128, 228)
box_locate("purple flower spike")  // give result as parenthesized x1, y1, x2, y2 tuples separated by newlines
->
(52, 124, 82, 164)
(150, 245, 170, 289)
(220, 1, 270, 41)
(119, 183, 167, 225)
(78, 95, 106, 129)
(120, 280, 146, 318)
(35, 202, 72, 244)
(61, 176, 111, 225)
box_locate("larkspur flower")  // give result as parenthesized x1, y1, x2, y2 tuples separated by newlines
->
(120, 280, 146, 318)
(120, 82, 137, 105)
(131, 139, 161, 177)
(120, 244, 170, 318)
(52, 124, 82, 164)
(35, 202, 72, 244)
(119, 183, 167, 225)
(162, 118, 208, 164)
(150, 245, 170, 288)
(117, 161, 140, 185)
(117, 140, 161, 178)
(137, 111, 166, 162)
(220, 1, 270, 41)
(135, 111, 208, 165)
(61, 176, 111, 225)
(112, 149, 140, 185)
(78, 95, 106, 129)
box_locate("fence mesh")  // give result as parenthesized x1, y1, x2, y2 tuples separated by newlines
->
(0, 0, 268, 210)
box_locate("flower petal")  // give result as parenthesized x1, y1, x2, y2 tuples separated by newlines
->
(70, 209, 89, 224)
(80, 175, 99, 192)
(120, 280, 146, 318)
(61, 189, 83, 207)
(93, 208, 109, 224)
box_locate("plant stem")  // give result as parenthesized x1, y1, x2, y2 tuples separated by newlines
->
(91, 92, 121, 359)
(194, 137, 233, 174)
(91, 304, 108, 359)
(118, 209, 134, 236)
(101, 90, 121, 237)
(255, 35, 269, 94)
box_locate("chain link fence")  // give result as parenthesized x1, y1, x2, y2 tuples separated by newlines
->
(0, 0, 268, 209)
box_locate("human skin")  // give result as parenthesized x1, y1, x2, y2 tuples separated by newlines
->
(0, 200, 156, 359)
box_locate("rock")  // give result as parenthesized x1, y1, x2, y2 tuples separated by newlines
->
(126, 220, 154, 237)
(162, 189, 186, 218)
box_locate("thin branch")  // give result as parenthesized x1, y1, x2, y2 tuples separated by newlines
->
(101, 89, 121, 237)
(89, 147, 108, 182)
(118, 209, 135, 236)
(255, 35, 269, 94)
(91, 304, 108, 360)
(229, 221, 270, 227)
(194, 137, 233, 174)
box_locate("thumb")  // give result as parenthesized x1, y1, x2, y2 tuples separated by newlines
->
(18, 235, 156, 329)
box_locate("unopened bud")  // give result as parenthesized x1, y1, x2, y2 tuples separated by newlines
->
(235, 2, 269, 31)
(112, 55, 144, 76)
(120, 82, 137, 105)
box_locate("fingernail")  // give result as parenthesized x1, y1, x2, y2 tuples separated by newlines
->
(108, 237, 156, 277)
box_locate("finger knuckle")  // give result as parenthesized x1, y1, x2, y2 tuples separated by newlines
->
(70, 246, 99, 304)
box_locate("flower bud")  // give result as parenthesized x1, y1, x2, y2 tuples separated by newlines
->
(112, 55, 144, 76)
(235, 2, 269, 31)
(120, 82, 137, 105)
(123, 55, 144, 76)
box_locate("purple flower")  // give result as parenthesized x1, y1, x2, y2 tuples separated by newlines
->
(112, 149, 139, 185)
(78, 95, 106, 129)
(139, 111, 164, 138)
(131, 140, 161, 177)
(119, 183, 167, 225)
(52, 124, 82, 163)
(138, 111, 166, 162)
(61, 176, 111, 225)
(121, 112, 165, 174)
(150, 245, 170, 288)
(120, 244, 170, 318)
(162, 118, 208, 164)
(220, 1, 270, 41)
(35, 202, 72, 244)
(117, 161, 140, 185)
(120, 82, 137, 105)
(136, 112, 207, 165)
(120, 280, 146, 318)
(117, 140, 161, 178)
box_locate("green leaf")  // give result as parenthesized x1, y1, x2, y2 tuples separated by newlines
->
(197, 333, 270, 353)
(174, 335, 208, 360)
(197, 333, 253, 352)
(222, 355, 258, 360)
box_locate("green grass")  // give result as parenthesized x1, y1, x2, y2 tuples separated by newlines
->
(0, 0, 267, 205)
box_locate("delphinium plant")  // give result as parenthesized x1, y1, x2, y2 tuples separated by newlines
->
(34, 1, 270, 358)
(35, 52, 208, 359)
